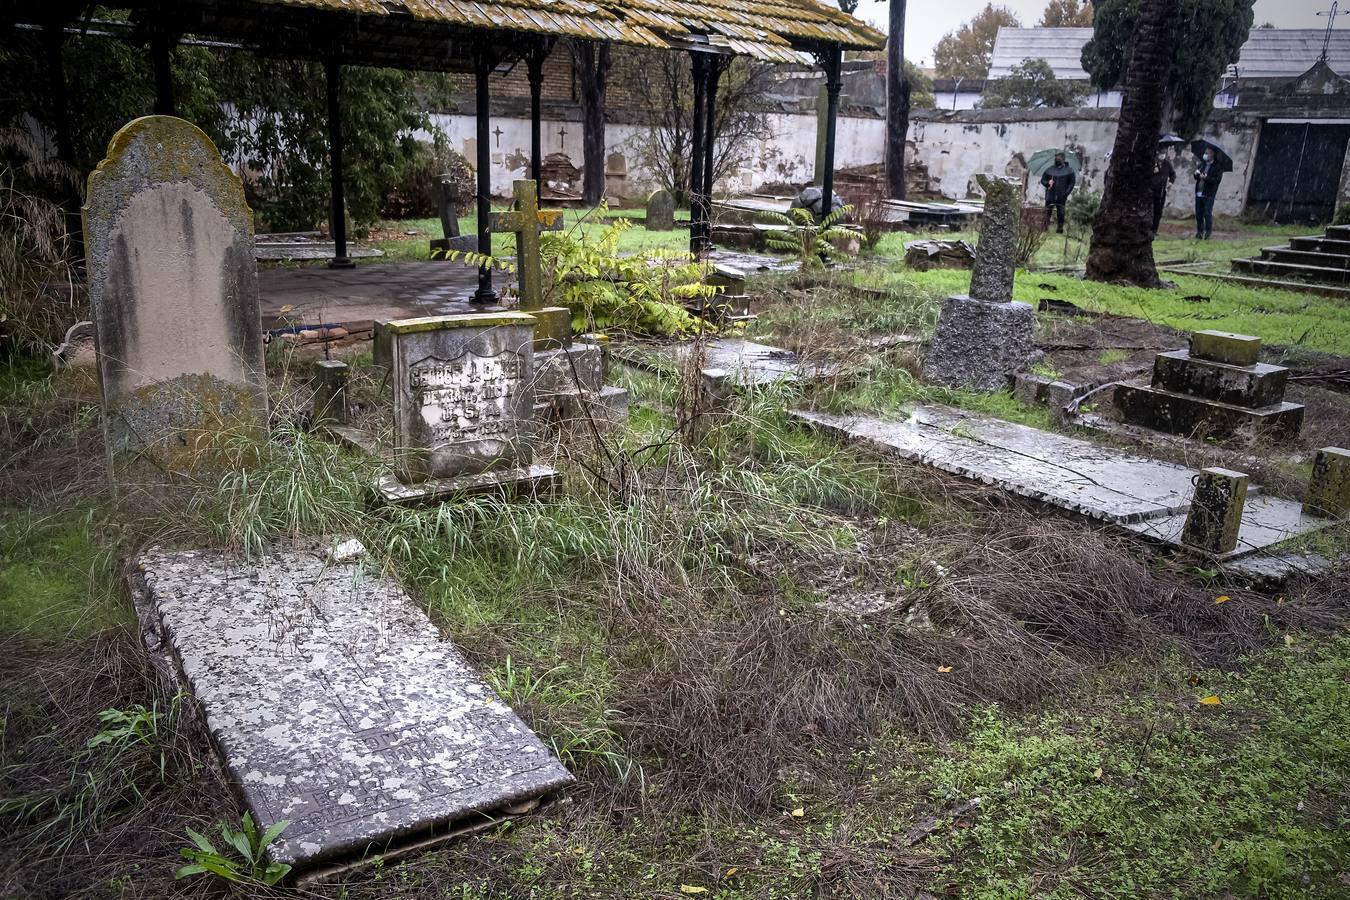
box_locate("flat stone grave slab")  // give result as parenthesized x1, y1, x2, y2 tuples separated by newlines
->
(132, 544, 572, 871)
(624, 338, 837, 392)
(793, 406, 1336, 559)
(793, 406, 1199, 524)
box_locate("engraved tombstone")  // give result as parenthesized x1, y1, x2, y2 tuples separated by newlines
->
(646, 188, 676, 231)
(387, 313, 539, 484)
(922, 175, 1035, 392)
(83, 116, 266, 476)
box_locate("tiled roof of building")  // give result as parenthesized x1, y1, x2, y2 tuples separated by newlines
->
(989, 26, 1350, 81)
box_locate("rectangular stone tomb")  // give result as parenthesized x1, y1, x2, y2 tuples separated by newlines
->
(793, 406, 1336, 559)
(366, 313, 558, 504)
(131, 545, 573, 870)
(1114, 384, 1304, 440)
(792, 406, 1199, 523)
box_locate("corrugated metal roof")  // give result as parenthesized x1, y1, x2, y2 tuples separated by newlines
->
(242, 0, 882, 58)
(990, 26, 1350, 81)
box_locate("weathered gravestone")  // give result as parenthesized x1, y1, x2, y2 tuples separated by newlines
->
(922, 174, 1035, 392)
(430, 172, 477, 255)
(377, 312, 559, 503)
(646, 189, 676, 231)
(84, 116, 267, 475)
(132, 542, 573, 871)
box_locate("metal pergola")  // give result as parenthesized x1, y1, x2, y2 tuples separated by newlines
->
(4, 0, 883, 300)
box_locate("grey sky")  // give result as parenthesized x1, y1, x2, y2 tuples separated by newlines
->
(851, 1, 1335, 69)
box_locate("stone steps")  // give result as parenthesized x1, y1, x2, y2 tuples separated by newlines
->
(1258, 247, 1350, 270)
(1230, 257, 1350, 284)
(1288, 235, 1350, 254)
(1115, 383, 1305, 440)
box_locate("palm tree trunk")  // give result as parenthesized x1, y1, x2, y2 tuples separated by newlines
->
(571, 40, 611, 206)
(1084, 0, 1181, 287)
(886, 0, 911, 199)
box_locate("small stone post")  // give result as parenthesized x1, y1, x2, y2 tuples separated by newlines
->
(1305, 447, 1350, 518)
(312, 359, 349, 426)
(1182, 467, 1249, 554)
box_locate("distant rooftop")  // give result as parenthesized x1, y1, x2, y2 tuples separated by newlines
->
(989, 27, 1350, 81)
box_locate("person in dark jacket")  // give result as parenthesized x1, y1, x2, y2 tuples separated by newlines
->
(1193, 148, 1223, 239)
(1040, 152, 1076, 233)
(1151, 148, 1175, 234)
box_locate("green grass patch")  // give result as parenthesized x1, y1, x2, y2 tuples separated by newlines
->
(908, 638, 1350, 898)
(0, 508, 128, 645)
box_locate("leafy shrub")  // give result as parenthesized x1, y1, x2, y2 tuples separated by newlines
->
(761, 205, 856, 269)
(176, 813, 291, 887)
(852, 184, 889, 252)
(541, 218, 710, 336)
(1333, 205, 1350, 227)
(379, 140, 474, 221)
(0, 129, 79, 359)
(1067, 190, 1100, 230)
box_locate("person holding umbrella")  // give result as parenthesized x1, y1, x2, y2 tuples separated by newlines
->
(1152, 135, 1185, 234)
(1191, 139, 1232, 240)
(1040, 151, 1077, 233)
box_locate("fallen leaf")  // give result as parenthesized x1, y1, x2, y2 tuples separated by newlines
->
(790, 807, 805, 818)
(1214, 595, 1230, 604)
(1200, 695, 1222, 705)
(937, 665, 953, 674)
(1284, 634, 1295, 647)
(679, 886, 708, 895)
(1093, 767, 1103, 780)
(725, 867, 738, 878)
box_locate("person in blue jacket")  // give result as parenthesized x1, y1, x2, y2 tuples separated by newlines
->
(1193, 148, 1223, 240)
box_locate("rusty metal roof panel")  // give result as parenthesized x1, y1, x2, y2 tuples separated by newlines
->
(607, 0, 885, 53)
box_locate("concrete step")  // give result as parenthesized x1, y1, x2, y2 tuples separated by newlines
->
(1289, 236, 1350, 254)
(1259, 247, 1350, 269)
(1116, 384, 1304, 442)
(1151, 350, 1289, 409)
(1231, 257, 1350, 284)
(1325, 224, 1350, 241)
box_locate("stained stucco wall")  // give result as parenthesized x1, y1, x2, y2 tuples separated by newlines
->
(425, 108, 1264, 218)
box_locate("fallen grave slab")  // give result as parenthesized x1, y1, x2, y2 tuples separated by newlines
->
(792, 406, 1336, 560)
(622, 338, 837, 393)
(793, 406, 1198, 524)
(132, 544, 572, 871)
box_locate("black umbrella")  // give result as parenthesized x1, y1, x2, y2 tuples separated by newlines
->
(1190, 138, 1234, 173)
(1158, 133, 1187, 147)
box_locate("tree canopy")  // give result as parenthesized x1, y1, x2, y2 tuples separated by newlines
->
(1081, 0, 1254, 136)
(980, 58, 1091, 108)
(1039, 0, 1095, 26)
(934, 4, 1022, 79)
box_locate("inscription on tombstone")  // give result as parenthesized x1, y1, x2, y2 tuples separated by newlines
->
(83, 116, 266, 474)
(387, 313, 538, 482)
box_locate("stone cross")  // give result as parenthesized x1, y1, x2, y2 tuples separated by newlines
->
(490, 179, 560, 313)
(969, 174, 1022, 303)
(83, 115, 266, 477)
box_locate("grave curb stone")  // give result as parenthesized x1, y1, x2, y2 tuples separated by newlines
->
(1190, 330, 1262, 367)
(1305, 447, 1350, 519)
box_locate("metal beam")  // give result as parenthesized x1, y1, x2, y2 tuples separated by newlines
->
(472, 49, 498, 304)
(325, 57, 354, 269)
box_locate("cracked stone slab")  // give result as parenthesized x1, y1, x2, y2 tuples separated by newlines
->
(131, 544, 572, 870)
(628, 338, 837, 391)
(793, 406, 1200, 524)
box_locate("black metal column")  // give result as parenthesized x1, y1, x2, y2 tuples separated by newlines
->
(473, 51, 497, 303)
(151, 31, 176, 116)
(700, 59, 723, 255)
(527, 43, 547, 184)
(325, 58, 353, 269)
(42, 20, 82, 262)
(820, 45, 843, 223)
(688, 52, 709, 257)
